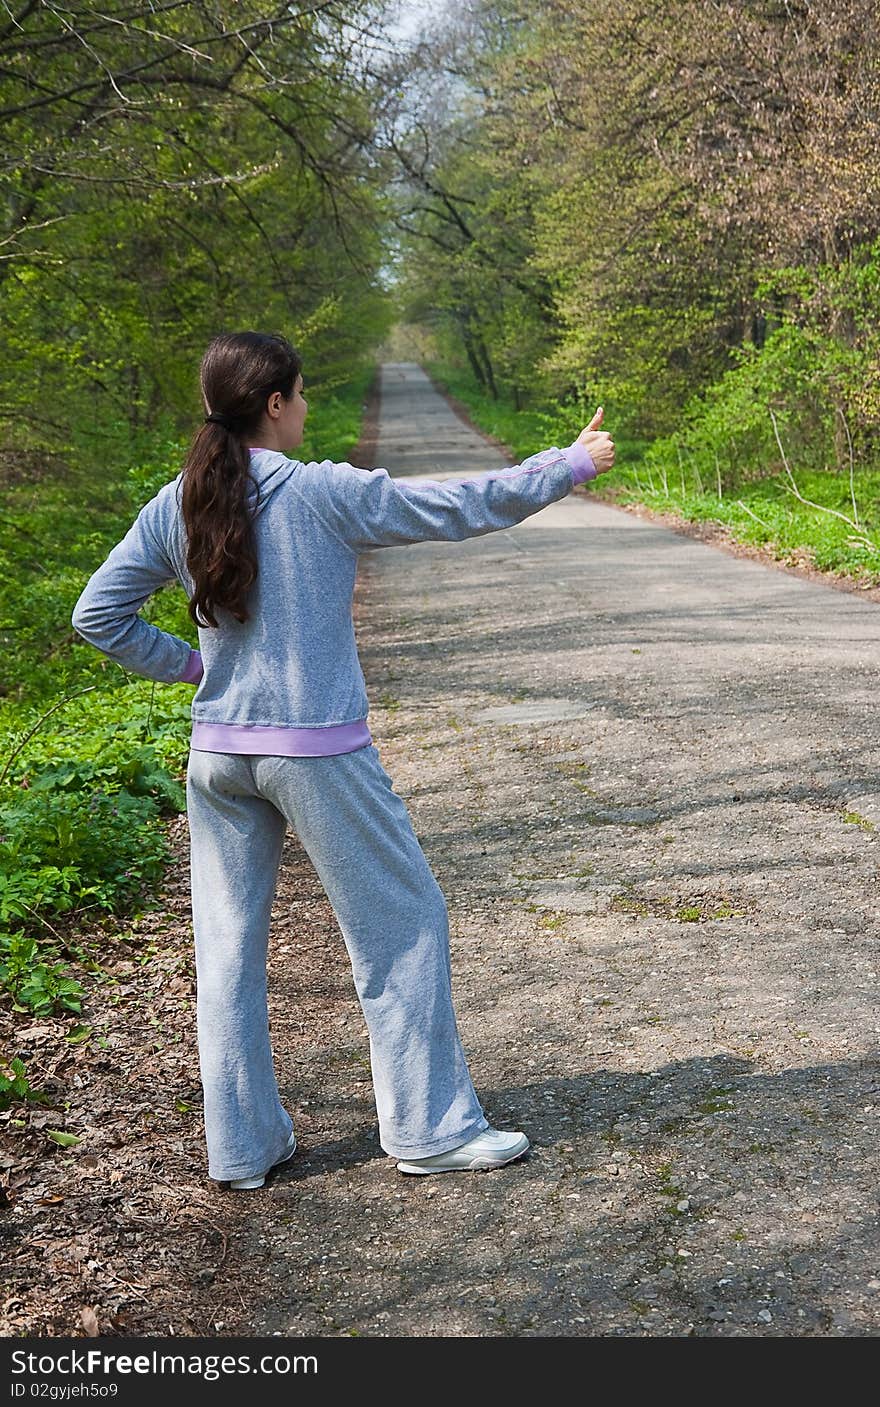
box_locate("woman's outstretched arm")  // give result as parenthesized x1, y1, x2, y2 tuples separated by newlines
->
(307, 439, 602, 555)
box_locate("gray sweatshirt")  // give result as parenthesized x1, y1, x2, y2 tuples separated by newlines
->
(70, 441, 597, 755)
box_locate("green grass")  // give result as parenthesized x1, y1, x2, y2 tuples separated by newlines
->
(606, 469, 880, 584)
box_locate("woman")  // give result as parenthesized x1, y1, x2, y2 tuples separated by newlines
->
(71, 331, 615, 1189)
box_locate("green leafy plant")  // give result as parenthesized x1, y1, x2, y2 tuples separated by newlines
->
(0, 784, 172, 921)
(25, 746, 186, 815)
(0, 930, 84, 1014)
(0, 1055, 34, 1109)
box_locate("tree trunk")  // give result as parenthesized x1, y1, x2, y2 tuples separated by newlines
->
(459, 318, 486, 390)
(475, 333, 498, 400)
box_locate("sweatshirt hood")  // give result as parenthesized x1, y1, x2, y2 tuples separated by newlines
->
(245, 448, 298, 517)
(171, 448, 297, 522)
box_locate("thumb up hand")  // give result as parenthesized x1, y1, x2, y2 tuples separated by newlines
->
(576, 406, 615, 475)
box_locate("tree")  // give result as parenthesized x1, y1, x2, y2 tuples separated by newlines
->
(0, 1, 396, 452)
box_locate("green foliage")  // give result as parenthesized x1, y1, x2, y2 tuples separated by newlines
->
(609, 468, 880, 583)
(635, 247, 880, 499)
(298, 365, 378, 466)
(0, 4, 393, 467)
(645, 321, 831, 483)
(25, 747, 187, 814)
(0, 931, 83, 1017)
(0, 1055, 39, 1109)
(602, 286, 880, 582)
(396, 2, 880, 479)
(755, 243, 880, 428)
(0, 783, 172, 922)
(0, 864, 88, 929)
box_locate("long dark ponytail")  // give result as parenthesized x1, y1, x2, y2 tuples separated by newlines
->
(181, 331, 302, 628)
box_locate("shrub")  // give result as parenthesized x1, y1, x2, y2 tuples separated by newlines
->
(0, 783, 173, 923)
(0, 931, 83, 1016)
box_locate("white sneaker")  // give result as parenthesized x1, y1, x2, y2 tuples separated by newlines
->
(396, 1127, 529, 1175)
(229, 1131, 297, 1190)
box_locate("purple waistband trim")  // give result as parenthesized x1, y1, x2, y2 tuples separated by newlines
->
(190, 718, 372, 756)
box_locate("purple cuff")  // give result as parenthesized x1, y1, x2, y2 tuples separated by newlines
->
(562, 440, 598, 485)
(179, 648, 203, 684)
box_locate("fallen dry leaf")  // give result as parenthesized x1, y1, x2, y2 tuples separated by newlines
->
(80, 1305, 99, 1336)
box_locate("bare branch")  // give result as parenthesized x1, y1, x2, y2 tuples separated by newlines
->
(769, 406, 871, 542)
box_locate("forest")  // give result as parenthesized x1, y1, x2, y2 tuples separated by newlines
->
(2, 1, 878, 1110)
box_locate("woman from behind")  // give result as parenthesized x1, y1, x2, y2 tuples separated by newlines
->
(71, 330, 614, 1188)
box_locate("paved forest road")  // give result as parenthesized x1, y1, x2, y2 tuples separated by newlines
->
(244, 362, 880, 1338)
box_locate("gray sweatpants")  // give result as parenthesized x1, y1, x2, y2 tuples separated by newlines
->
(185, 743, 489, 1181)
